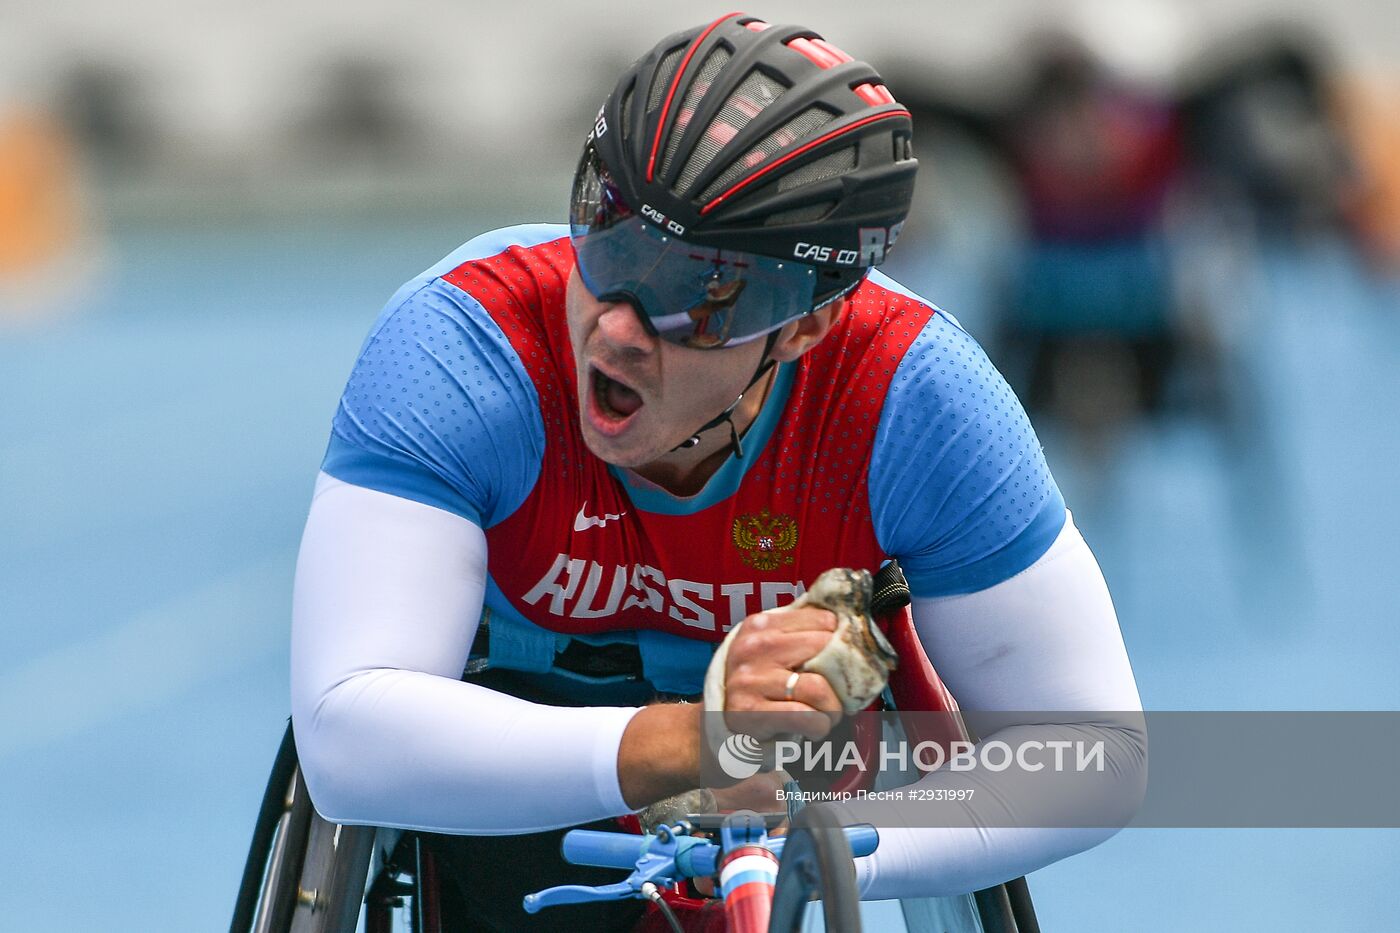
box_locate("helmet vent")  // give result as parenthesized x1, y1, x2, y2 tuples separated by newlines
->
(777, 148, 856, 193)
(648, 45, 686, 113)
(673, 69, 785, 195)
(620, 85, 635, 143)
(894, 133, 913, 162)
(764, 201, 836, 225)
(698, 107, 835, 202)
(658, 46, 731, 180)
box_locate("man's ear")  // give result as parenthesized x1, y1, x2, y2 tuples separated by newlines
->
(768, 297, 846, 362)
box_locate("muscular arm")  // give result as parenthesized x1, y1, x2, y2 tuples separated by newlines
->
(291, 473, 678, 833)
(832, 512, 1146, 899)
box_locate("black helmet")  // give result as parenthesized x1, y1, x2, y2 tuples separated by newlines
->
(575, 13, 917, 305)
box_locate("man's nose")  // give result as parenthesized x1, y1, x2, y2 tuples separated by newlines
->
(595, 300, 657, 354)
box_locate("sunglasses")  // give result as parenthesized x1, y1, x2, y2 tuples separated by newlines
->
(569, 140, 827, 350)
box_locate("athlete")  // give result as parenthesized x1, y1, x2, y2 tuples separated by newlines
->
(290, 14, 1145, 930)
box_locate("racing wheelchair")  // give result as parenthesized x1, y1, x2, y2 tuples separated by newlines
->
(231, 574, 1040, 932)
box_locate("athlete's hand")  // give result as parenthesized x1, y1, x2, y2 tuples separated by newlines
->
(721, 608, 844, 741)
(709, 768, 792, 813)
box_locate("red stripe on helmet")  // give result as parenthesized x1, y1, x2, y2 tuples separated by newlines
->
(853, 82, 896, 106)
(782, 35, 893, 107)
(743, 19, 771, 31)
(786, 36, 844, 69)
(700, 109, 907, 215)
(811, 39, 853, 64)
(785, 36, 858, 69)
(646, 12, 744, 184)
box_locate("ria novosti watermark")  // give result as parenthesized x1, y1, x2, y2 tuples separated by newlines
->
(719, 733, 1107, 781)
(704, 711, 1400, 828)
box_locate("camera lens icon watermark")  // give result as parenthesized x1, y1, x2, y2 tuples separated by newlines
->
(717, 732, 767, 780)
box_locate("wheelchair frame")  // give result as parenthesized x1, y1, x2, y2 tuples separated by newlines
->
(232, 604, 1041, 933)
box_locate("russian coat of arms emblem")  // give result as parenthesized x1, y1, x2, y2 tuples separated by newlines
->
(731, 508, 798, 571)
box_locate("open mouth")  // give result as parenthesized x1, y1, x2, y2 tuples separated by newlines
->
(590, 366, 644, 424)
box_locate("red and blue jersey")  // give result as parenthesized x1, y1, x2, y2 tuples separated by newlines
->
(323, 225, 1064, 694)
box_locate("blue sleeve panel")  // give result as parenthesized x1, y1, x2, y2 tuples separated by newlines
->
(867, 271, 1066, 598)
(321, 225, 558, 528)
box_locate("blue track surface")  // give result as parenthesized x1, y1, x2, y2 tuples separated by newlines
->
(1, 220, 1396, 931)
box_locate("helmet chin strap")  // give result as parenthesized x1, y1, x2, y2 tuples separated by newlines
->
(670, 331, 781, 459)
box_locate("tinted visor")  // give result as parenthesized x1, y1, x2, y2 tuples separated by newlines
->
(569, 140, 819, 349)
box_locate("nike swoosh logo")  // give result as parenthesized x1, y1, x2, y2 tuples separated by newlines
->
(574, 502, 627, 532)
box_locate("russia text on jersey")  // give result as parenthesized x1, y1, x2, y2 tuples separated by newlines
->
(523, 554, 807, 633)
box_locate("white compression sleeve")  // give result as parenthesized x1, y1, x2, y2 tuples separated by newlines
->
(290, 472, 641, 834)
(833, 513, 1147, 900)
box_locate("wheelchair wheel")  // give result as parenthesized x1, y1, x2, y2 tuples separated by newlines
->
(231, 723, 378, 933)
(288, 813, 376, 932)
(232, 724, 310, 933)
(767, 805, 862, 933)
